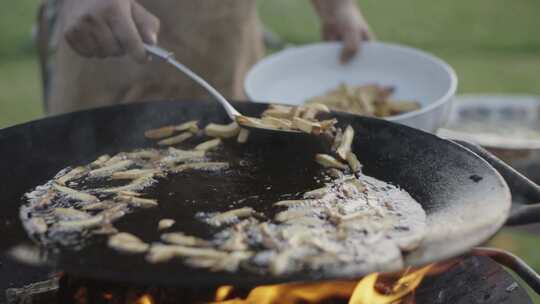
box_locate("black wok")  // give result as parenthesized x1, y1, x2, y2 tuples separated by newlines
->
(1, 100, 539, 288)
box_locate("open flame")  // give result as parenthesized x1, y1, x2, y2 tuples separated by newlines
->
(135, 294, 155, 304)
(69, 261, 459, 304)
(212, 265, 433, 304)
(213, 281, 358, 304)
(349, 265, 432, 304)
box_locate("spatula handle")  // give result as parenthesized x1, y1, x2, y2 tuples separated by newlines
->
(144, 44, 240, 121)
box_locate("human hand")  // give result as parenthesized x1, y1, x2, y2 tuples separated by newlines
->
(63, 0, 160, 63)
(312, 0, 374, 63)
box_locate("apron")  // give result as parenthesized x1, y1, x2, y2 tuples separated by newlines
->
(38, 0, 264, 115)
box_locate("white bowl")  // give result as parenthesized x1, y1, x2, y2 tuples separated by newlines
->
(245, 42, 457, 132)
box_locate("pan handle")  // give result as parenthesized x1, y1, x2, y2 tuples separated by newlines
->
(506, 203, 540, 226)
(453, 140, 540, 226)
(471, 247, 540, 295)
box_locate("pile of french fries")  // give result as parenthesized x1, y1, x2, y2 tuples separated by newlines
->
(236, 103, 337, 136)
(306, 83, 421, 117)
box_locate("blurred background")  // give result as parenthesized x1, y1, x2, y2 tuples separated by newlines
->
(0, 0, 539, 300)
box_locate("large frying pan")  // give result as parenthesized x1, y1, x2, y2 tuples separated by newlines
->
(1, 100, 539, 288)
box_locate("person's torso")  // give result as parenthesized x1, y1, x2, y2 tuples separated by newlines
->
(46, 0, 264, 114)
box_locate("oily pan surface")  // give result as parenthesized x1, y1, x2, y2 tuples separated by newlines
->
(20, 130, 427, 278)
(0, 100, 510, 287)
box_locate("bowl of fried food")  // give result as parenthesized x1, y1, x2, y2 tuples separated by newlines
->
(245, 42, 457, 132)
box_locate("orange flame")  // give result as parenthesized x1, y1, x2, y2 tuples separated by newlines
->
(212, 265, 433, 304)
(349, 265, 432, 304)
(102, 292, 113, 301)
(212, 281, 357, 304)
(215, 285, 235, 301)
(135, 294, 154, 304)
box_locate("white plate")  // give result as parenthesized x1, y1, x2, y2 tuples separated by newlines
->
(438, 94, 540, 150)
(244, 42, 457, 132)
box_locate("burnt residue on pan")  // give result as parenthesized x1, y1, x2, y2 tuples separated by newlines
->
(115, 140, 326, 242)
(0, 100, 511, 287)
(20, 135, 326, 249)
(19, 127, 427, 278)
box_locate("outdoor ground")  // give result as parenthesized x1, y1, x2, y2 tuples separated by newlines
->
(1, 0, 539, 301)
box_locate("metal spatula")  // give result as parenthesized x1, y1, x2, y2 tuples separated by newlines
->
(144, 44, 300, 134)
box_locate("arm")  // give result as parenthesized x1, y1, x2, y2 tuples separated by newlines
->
(62, 0, 160, 62)
(311, 0, 374, 63)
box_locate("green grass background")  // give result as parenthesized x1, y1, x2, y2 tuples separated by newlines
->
(2, 0, 540, 128)
(1, 0, 539, 301)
